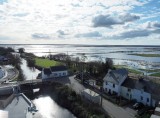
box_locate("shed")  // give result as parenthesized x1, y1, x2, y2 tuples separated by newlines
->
(82, 89, 100, 104)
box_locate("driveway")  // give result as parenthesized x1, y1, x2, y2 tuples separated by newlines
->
(69, 76, 136, 118)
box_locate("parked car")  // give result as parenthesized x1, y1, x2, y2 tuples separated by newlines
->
(133, 102, 144, 109)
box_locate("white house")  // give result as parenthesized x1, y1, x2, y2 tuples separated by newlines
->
(103, 69, 128, 96)
(103, 68, 160, 107)
(121, 78, 159, 107)
(0, 66, 5, 79)
(42, 65, 68, 79)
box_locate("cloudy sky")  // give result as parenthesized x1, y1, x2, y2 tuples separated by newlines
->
(0, 0, 160, 45)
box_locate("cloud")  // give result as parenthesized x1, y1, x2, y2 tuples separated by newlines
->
(13, 13, 29, 17)
(75, 31, 102, 38)
(32, 33, 51, 39)
(147, 22, 160, 29)
(92, 13, 140, 28)
(112, 28, 160, 39)
(57, 30, 66, 35)
(92, 15, 123, 27)
(119, 13, 140, 22)
(0, 35, 11, 40)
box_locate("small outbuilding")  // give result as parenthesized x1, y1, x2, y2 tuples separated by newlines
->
(82, 89, 101, 104)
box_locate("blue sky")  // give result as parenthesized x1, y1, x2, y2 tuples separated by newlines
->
(0, 0, 160, 45)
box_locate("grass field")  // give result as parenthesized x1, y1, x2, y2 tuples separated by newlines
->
(128, 53, 160, 57)
(150, 72, 160, 77)
(139, 69, 160, 73)
(35, 58, 62, 68)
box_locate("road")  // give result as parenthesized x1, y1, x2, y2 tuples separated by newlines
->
(0, 66, 18, 84)
(68, 76, 136, 118)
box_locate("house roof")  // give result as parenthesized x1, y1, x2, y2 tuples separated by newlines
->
(43, 68, 52, 75)
(50, 65, 67, 72)
(122, 77, 160, 100)
(103, 69, 128, 84)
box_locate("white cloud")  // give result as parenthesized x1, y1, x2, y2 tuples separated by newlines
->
(0, 0, 158, 44)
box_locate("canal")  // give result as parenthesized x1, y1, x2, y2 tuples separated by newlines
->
(33, 96, 75, 118)
(20, 58, 75, 118)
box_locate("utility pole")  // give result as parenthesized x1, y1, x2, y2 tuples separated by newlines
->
(81, 53, 87, 84)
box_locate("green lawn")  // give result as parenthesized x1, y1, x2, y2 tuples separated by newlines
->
(35, 58, 62, 68)
(150, 72, 160, 77)
(139, 69, 160, 73)
(128, 53, 160, 57)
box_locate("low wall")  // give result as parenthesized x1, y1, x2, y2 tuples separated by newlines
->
(0, 94, 15, 109)
(0, 86, 13, 95)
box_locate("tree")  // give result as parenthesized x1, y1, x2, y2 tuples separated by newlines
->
(26, 58, 35, 67)
(80, 53, 87, 83)
(18, 48, 25, 53)
(105, 58, 113, 72)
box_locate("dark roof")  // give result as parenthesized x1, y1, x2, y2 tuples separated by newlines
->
(43, 68, 52, 75)
(103, 68, 128, 84)
(122, 78, 160, 100)
(50, 66, 67, 72)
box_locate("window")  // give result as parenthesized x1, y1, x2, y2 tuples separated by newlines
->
(113, 84, 115, 88)
(106, 82, 108, 85)
(128, 88, 131, 92)
(54, 73, 57, 76)
(63, 73, 66, 75)
(126, 93, 129, 97)
(147, 98, 149, 102)
(141, 96, 143, 101)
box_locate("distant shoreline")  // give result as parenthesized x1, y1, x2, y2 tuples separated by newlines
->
(0, 44, 160, 47)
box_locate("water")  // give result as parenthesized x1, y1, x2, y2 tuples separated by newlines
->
(1, 44, 160, 69)
(20, 58, 40, 80)
(33, 96, 75, 118)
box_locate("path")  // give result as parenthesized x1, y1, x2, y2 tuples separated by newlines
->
(0, 66, 18, 84)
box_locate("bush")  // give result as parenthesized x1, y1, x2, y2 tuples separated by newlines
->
(55, 86, 108, 118)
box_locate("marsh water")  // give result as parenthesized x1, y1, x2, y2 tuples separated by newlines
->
(6, 44, 160, 69)
(1, 44, 160, 70)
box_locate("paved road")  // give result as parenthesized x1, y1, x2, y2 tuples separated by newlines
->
(0, 66, 18, 84)
(69, 76, 135, 118)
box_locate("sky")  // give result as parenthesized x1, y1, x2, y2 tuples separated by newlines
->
(0, 0, 160, 45)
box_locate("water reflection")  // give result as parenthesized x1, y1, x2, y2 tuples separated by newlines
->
(33, 96, 75, 118)
(20, 59, 40, 80)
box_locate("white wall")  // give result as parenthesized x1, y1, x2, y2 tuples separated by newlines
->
(51, 70, 68, 77)
(103, 81, 119, 95)
(121, 86, 152, 106)
(42, 70, 68, 79)
(42, 71, 52, 79)
(132, 89, 151, 106)
(121, 86, 132, 100)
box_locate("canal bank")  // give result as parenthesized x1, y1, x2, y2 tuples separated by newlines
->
(23, 81, 108, 118)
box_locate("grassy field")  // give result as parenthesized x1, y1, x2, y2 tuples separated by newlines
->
(150, 72, 160, 77)
(128, 53, 160, 57)
(139, 69, 160, 73)
(114, 65, 142, 74)
(35, 58, 62, 68)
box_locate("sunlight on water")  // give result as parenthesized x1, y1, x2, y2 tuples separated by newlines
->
(33, 96, 75, 118)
